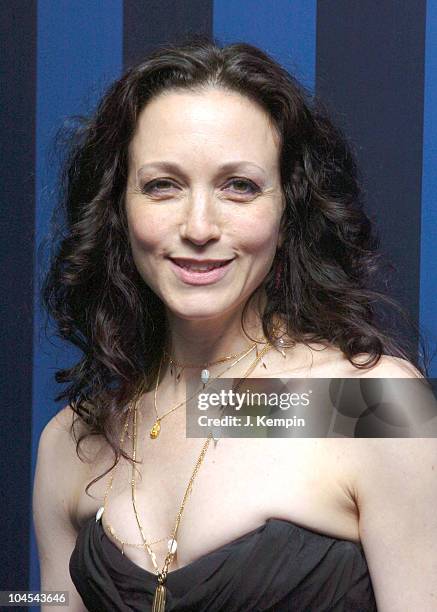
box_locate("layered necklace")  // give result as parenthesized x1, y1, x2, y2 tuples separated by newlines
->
(96, 340, 277, 611)
(150, 342, 261, 440)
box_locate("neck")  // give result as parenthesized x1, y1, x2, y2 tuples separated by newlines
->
(164, 302, 266, 368)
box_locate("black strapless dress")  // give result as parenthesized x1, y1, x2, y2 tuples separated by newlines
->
(69, 515, 377, 611)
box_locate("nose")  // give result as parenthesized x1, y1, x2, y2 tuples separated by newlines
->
(179, 190, 221, 245)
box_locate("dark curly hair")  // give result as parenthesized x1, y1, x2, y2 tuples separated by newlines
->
(40, 37, 428, 494)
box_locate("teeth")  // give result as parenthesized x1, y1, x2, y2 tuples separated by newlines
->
(180, 262, 226, 272)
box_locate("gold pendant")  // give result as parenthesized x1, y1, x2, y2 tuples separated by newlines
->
(150, 419, 161, 439)
(152, 583, 166, 611)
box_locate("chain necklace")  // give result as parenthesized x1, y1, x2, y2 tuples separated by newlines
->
(150, 342, 261, 439)
(163, 342, 257, 385)
(143, 341, 274, 611)
(95, 341, 275, 612)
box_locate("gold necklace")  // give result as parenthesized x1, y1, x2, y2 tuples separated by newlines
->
(150, 342, 261, 439)
(95, 405, 175, 553)
(139, 341, 275, 611)
(164, 342, 257, 385)
(96, 341, 274, 547)
(95, 341, 275, 612)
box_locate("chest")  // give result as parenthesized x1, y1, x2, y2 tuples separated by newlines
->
(73, 430, 360, 573)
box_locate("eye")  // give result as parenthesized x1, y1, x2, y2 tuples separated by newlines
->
(224, 178, 261, 197)
(139, 177, 261, 198)
(140, 178, 177, 195)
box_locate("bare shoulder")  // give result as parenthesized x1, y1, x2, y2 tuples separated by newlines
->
(33, 407, 98, 608)
(263, 334, 422, 379)
(346, 353, 423, 378)
(40, 404, 92, 463)
(42, 403, 106, 459)
(41, 404, 81, 452)
(293, 341, 423, 379)
(36, 404, 112, 524)
(38, 405, 80, 468)
(36, 406, 91, 523)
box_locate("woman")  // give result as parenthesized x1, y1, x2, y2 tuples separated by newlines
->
(33, 39, 436, 611)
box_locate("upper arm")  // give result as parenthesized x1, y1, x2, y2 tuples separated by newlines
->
(349, 357, 437, 610)
(356, 438, 437, 611)
(32, 406, 88, 612)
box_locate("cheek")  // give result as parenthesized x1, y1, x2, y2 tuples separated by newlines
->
(126, 207, 164, 255)
(127, 227, 165, 297)
(125, 212, 163, 286)
(235, 215, 281, 259)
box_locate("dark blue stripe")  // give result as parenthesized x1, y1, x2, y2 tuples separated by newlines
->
(0, 0, 36, 592)
(30, 0, 123, 596)
(316, 1, 426, 339)
(123, 0, 214, 69)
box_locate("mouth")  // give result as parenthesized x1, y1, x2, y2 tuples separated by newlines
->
(168, 257, 235, 285)
(170, 258, 233, 271)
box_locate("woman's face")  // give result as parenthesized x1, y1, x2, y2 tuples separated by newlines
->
(125, 87, 284, 321)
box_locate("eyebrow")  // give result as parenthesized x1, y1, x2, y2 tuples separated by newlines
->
(136, 160, 267, 178)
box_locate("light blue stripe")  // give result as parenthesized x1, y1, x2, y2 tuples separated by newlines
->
(420, 1, 437, 377)
(31, 0, 123, 597)
(213, 0, 317, 92)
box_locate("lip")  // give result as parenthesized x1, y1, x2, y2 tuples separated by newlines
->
(168, 257, 234, 285)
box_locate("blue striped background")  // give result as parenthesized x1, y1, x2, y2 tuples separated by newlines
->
(30, 0, 123, 595)
(421, 0, 437, 370)
(0, 0, 434, 595)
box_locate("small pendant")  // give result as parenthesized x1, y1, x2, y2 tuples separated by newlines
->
(95, 506, 104, 522)
(200, 368, 210, 386)
(167, 537, 177, 554)
(150, 420, 161, 439)
(152, 583, 167, 612)
(278, 337, 286, 357)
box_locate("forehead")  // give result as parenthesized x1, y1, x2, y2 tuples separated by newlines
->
(129, 87, 281, 170)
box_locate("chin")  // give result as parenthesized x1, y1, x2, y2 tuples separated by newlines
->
(166, 299, 237, 322)
(170, 308, 229, 321)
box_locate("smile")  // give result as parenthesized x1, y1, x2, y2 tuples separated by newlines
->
(168, 257, 234, 285)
